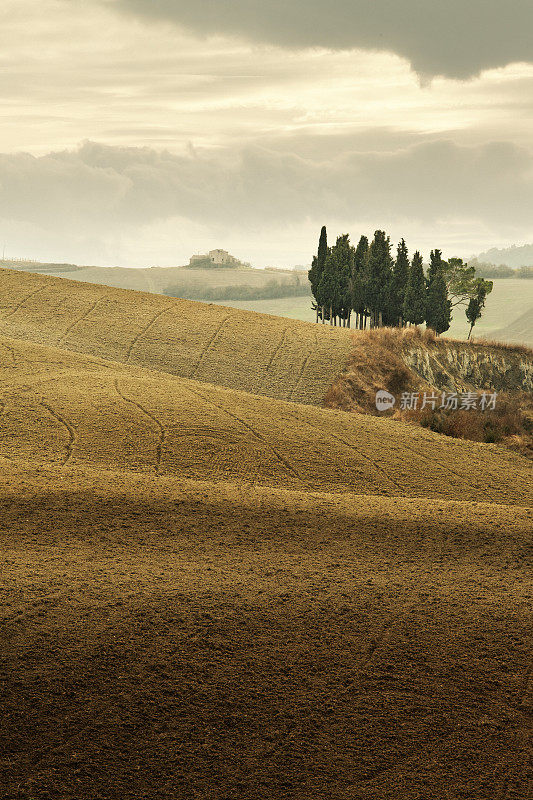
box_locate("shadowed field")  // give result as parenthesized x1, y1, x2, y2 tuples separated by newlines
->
(0, 459, 531, 800)
(0, 268, 353, 405)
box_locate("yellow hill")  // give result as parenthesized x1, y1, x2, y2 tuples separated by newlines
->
(0, 334, 531, 504)
(1, 270, 532, 800)
(0, 267, 353, 405)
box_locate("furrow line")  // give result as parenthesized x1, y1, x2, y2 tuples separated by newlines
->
(189, 316, 230, 378)
(57, 296, 105, 345)
(265, 327, 289, 372)
(114, 379, 166, 474)
(40, 401, 77, 466)
(185, 384, 304, 484)
(328, 430, 404, 491)
(125, 307, 172, 363)
(289, 335, 317, 400)
(0, 286, 46, 323)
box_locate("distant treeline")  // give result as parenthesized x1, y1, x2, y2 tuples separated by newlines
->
(164, 277, 311, 302)
(2, 261, 81, 273)
(468, 262, 533, 279)
(185, 257, 251, 270)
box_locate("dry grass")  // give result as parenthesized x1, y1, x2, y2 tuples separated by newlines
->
(399, 391, 533, 457)
(470, 334, 533, 356)
(0, 267, 353, 406)
(1, 334, 531, 505)
(325, 326, 533, 454)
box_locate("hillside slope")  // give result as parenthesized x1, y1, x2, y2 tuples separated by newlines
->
(0, 268, 352, 405)
(0, 334, 531, 504)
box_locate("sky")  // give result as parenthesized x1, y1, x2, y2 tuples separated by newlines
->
(1, 0, 532, 267)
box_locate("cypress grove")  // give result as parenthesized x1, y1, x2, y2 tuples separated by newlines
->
(308, 228, 490, 333)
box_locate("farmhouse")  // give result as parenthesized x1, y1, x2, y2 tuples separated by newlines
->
(189, 249, 241, 267)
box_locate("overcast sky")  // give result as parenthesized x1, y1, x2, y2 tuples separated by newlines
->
(1, 0, 532, 267)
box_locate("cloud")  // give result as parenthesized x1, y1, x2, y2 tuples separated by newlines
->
(0, 137, 531, 266)
(111, 0, 533, 79)
(0, 137, 531, 228)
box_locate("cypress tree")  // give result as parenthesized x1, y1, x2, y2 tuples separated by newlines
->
(403, 251, 427, 325)
(427, 249, 445, 287)
(466, 281, 491, 339)
(389, 238, 410, 326)
(330, 234, 353, 326)
(364, 230, 393, 327)
(353, 235, 369, 274)
(316, 250, 341, 325)
(426, 269, 451, 334)
(352, 235, 369, 328)
(351, 273, 365, 329)
(308, 226, 328, 322)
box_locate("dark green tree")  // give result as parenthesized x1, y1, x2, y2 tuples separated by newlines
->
(363, 230, 393, 327)
(403, 251, 427, 325)
(353, 235, 369, 274)
(351, 235, 369, 328)
(427, 249, 445, 286)
(316, 250, 341, 325)
(330, 234, 354, 326)
(466, 281, 492, 339)
(308, 226, 328, 321)
(351, 272, 365, 329)
(389, 238, 410, 326)
(426, 268, 451, 334)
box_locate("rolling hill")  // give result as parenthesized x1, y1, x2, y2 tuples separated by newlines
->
(1, 268, 532, 800)
(2, 259, 306, 296)
(0, 333, 531, 503)
(0, 268, 351, 406)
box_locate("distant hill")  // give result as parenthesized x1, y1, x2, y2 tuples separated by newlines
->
(491, 307, 533, 346)
(0, 259, 307, 296)
(473, 243, 533, 267)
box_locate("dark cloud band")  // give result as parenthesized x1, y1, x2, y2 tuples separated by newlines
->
(111, 0, 533, 79)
